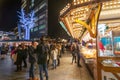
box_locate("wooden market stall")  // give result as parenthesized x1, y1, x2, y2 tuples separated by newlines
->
(59, 0, 120, 80)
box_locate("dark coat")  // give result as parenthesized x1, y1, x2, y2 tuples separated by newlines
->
(16, 48, 23, 65)
(28, 46, 36, 64)
(36, 43, 47, 64)
(22, 48, 28, 59)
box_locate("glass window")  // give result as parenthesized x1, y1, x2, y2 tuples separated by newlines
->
(31, 28, 34, 32)
(39, 25, 46, 30)
(34, 27, 38, 32)
(39, 3, 46, 10)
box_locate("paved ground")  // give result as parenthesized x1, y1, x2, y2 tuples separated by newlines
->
(0, 52, 93, 80)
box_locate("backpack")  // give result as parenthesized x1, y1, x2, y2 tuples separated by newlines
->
(71, 45, 76, 52)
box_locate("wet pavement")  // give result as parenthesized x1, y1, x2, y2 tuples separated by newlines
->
(0, 52, 93, 80)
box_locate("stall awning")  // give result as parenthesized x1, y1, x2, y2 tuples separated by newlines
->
(59, 0, 120, 39)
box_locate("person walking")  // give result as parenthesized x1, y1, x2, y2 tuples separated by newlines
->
(75, 41, 81, 67)
(1, 44, 7, 59)
(51, 44, 58, 69)
(56, 43, 61, 66)
(15, 45, 23, 72)
(28, 41, 37, 80)
(71, 42, 77, 64)
(36, 38, 48, 80)
(45, 41, 50, 67)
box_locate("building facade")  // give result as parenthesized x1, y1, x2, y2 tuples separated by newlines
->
(21, 0, 48, 40)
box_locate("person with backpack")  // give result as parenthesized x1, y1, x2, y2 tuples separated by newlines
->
(75, 41, 82, 67)
(36, 38, 48, 80)
(71, 42, 77, 64)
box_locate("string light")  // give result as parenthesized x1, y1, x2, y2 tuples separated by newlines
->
(18, 8, 36, 40)
(60, 0, 120, 38)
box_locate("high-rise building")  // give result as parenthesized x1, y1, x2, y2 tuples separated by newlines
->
(21, 0, 48, 40)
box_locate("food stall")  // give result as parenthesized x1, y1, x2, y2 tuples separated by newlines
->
(80, 31, 97, 78)
(59, 0, 101, 79)
(59, 0, 120, 80)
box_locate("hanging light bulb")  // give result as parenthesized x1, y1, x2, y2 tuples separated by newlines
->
(118, 1, 120, 4)
(106, 2, 109, 6)
(114, 5, 117, 8)
(74, 0, 76, 2)
(81, 0, 83, 3)
(110, 2, 112, 5)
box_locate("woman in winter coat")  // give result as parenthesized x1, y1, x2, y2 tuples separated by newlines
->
(15, 45, 23, 72)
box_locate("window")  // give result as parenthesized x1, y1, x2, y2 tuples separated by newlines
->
(34, 27, 38, 32)
(39, 3, 46, 10)
(39, 24, 46, 30)
(31, 28, 34, 32)
(31, 0, 34, 7)
(39, 14, 45, 20)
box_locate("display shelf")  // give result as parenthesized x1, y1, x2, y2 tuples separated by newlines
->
(81, 49, 96, 63)
(99, 50, 114, 57)
(80, 47, 96, 79)
(102, 61, 120, 67)
(81, 47, 96, 59)
(98, 57, 120, 62)
(81, 53, 95, 78)
(97, 29, 120, 80)
(101, 65, 120, 73)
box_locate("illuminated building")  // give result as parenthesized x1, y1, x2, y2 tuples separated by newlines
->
(21, 0, 48, 40)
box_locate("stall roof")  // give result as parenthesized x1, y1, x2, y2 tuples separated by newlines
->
(59, 0, 120, 39)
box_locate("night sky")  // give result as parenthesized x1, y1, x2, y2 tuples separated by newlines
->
(0, 0, 21, 31)
(48, 0, 72, 38)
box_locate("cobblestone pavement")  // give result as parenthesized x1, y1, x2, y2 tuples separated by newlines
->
(0, 52, 93, 80)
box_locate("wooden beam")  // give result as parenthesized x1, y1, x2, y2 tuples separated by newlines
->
(112, 72, 120, 80)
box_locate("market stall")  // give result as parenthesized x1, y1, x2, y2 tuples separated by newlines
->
(97, 24, 120, 80)
(59, 0, 120, 80)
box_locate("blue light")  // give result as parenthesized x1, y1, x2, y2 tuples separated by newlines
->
(18, 8, 36, 40)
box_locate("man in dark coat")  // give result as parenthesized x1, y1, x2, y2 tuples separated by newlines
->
(36, 38, 48, 80)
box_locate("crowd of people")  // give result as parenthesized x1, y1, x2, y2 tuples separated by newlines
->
(0, 37, 82, 80)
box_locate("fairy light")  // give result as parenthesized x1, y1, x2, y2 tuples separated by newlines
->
(81, 0, 83, 3)
(18, 8, 36, 40)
